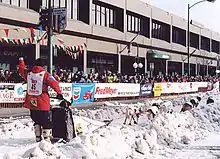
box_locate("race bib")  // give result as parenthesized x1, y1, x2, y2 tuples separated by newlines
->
(27, 71, 45, 96)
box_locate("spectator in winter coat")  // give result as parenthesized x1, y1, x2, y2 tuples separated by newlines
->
(52, 70, 61, 82)
(18, 57, 63, 143)
(7, 70, 23, 83)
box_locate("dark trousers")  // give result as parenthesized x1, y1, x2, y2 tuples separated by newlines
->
(30, 110, 52, 129)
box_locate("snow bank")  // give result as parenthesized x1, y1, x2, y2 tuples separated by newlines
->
(0, 92, 220, 159)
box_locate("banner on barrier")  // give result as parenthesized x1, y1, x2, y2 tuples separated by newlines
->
(49, 83, 72, 105)
(0, 83, 16, 103)
(140, 83, 153, 96)
(153, 83, 162, 97)
(161, 82, 172, 94)
(196, 82, 208, 88)
(0, 82, 210, 103)
(161, 82, 199, 94)
(95, 83, 140, 98)
(72, 83, 95, 104)
(14, 83, 26, 102)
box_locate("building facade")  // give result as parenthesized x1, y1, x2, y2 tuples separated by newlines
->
(0, 0, 219, 76)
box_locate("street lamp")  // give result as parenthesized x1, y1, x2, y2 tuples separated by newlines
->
(131, 42, 143, 75)
(133, 62, 143, 74)
(187, 0, 215, 76)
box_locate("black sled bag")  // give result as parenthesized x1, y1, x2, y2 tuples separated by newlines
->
(51, 106, 76, 142)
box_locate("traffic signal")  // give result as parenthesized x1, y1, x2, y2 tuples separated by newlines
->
(39, 8, 49, 30)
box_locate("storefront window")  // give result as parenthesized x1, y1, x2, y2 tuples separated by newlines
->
(87, 51, 118, 73)
(1, 0, 28, 8)
(0, 44, 35, 71)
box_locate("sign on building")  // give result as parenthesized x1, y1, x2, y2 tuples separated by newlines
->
(52, 7, 67, 33)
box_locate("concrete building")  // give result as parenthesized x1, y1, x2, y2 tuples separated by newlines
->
(0, 0, 219, 76)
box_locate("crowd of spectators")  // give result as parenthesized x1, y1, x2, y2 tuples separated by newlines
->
(52, 69, 218, 83)
(0, 68, 218, 84)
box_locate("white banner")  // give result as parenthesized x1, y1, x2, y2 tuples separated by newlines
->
(0, 83, 17, 103)
(49, 83, 72, 105)
(161, 82, 200, 94)
(0, 82, 209, 103)
(196, 82, 208, 88)
(174, 82, 198, 93)
(0, 83, 72, 104)
(161, 82, 173, 94)
(95, 83, 140, 98)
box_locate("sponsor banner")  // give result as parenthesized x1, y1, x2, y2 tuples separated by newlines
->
(0, 82, 210, 104)
(14, 83, 26, 102)
(196, 82, 208, 88)
(0, 83, 16, 103)
(161, 82, 172, 94)
(95, 83, 140, 98)
(140, 83, 153, 96)
(161, 82, 199, 94)
(49, 83, 72, 105)
(153, 83, 163, 97)
(72, 83, 95, 104)
(171, 82, 198, 93)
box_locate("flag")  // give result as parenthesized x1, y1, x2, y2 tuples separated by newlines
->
(9, 39, 14, 44)
(78, 45, 82, 54)
(3, 37, 9, 43)
(14, 28, 19, 33)
(29, 28, 35, 37)
(19, 39, 24, 45)
(38, 25, 43, 35)
(28, 37, 33, 44)
(57, 37, 64, 44)
(56, 45, 60, 49)
(33, 36, 38, 43)
(60, 45, 65, 50)
(4, 29, 9, 37)
(21, 28, 27, 32)
(15, 39, 19, 44)
(13, 39, 18, 44)
(84, 43, 87, 48)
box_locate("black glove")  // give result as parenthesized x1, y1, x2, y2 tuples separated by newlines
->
(56, 94, 63, 100)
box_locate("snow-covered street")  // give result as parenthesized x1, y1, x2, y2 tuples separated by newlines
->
(170, 132, 220, 159)
(1, 91, 220, 159)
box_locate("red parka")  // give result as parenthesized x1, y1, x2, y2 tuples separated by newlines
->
(18, 58, 62, 111)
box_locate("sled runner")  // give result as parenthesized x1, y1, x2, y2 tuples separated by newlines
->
(50, 98, 76, 143)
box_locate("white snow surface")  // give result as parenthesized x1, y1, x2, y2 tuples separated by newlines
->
(1, 90, 220, 158)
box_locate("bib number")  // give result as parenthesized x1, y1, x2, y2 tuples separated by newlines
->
(31, 83, 36, 90)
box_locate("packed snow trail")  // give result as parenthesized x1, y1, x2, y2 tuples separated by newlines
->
(0, 92, 220, 159)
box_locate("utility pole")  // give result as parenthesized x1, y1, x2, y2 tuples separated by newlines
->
(187, 0, 216, 76)
(48, 0, 53, 74)
(137, 43, 139, 75)
(187, 4, 190, 76)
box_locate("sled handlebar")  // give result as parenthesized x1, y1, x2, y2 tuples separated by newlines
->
(50, 96, 72, 107)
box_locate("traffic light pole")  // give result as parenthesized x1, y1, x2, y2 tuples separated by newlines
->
(48, 0, 53, 74)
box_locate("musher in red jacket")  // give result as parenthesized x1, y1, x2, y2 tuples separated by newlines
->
(18, 57, 63, 142)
